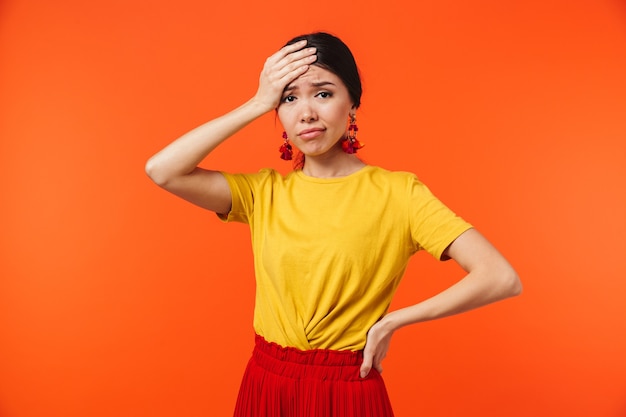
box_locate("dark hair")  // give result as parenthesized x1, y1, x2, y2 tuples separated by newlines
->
(285, 32, 362, 108)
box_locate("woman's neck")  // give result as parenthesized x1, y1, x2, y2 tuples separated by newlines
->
(301, 152, 366, 178)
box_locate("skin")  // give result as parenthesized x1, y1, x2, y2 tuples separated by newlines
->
(359, 227, 521, 378)
(145, 40, 522, 380)
(277, 65, 365, 178)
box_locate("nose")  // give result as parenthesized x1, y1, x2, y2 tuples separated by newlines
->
(299, 101, 318, 123)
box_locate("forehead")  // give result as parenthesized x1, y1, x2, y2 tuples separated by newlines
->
(289, 65, 344, 87)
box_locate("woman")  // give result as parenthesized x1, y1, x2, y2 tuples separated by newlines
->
(146, 32, 521, 417)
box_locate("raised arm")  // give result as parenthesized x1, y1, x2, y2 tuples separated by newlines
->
(145, 40, 317, 213)
(360, 228, 521, 377)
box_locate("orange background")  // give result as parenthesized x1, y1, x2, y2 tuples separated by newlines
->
(1, 0, 625, 416)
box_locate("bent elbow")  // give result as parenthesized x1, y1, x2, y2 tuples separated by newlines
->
(503, 267, 522, 298)
(145, 157, 170, 187)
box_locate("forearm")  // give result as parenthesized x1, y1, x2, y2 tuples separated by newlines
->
(360, 264, 519, 378)
(383, 266, 521, 333)
(145, 97, 269, 185)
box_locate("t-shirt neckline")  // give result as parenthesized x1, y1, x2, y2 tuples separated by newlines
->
(294, 165, 374, 183)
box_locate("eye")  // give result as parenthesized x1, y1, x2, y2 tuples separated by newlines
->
(282, 95, 296, 103)
(316, 91, 333, 98)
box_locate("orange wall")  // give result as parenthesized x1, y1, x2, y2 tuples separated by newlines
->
(1, 1, 625, 416)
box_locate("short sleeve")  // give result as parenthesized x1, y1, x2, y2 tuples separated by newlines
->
(409, 177, 472, 260)
(216, 169, 274, 224)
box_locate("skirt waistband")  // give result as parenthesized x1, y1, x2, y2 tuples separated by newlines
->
(252, 334, 365, 381)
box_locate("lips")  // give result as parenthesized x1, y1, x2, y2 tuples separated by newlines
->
(297, 128, 325, 140)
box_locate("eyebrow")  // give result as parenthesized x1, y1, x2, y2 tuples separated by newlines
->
(283, 81, 337, 93)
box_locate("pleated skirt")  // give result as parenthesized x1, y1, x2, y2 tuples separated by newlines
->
(233, 335, 395, 417)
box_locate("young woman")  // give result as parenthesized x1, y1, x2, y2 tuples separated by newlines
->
(146, 32, 521, 417)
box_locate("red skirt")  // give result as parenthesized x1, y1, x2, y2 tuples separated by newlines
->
(233, 335, 394, 417)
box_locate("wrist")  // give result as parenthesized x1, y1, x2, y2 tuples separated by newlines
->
(380, 311, 403, 333)
(377, 311, 402, 332)
(247, 95, 277, 115)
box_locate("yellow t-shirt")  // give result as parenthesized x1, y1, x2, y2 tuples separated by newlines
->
(219, 165, 472, 351)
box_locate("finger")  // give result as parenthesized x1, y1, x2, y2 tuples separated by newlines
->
(360, 353, 373, 378)
(280, 39, 308, 56)
(267, 40, 309, 65)
(263, 47, 316, 85)
(281, 45, 317, 64)
(273, 48, 316, 78)
(276, 54, 316, 82)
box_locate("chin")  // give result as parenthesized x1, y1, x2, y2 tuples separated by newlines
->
(297, 144, 326, 156)
(299, 142, 343, 158)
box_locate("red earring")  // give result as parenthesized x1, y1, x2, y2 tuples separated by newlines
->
(342, 115, 364, 154)
(279, 131, 293, 160)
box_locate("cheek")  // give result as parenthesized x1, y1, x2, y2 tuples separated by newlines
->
(329, 113, 349, 131)
(277, 106, 297, 124)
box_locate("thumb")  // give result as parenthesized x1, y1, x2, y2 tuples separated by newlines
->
(360, 352, 373, 378)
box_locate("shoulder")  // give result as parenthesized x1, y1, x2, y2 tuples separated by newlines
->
(363, 165, 423, 188)
(222, 167, 286, 187)
(364, 167, 447, 211)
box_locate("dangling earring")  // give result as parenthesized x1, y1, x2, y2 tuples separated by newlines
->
(342, 114, 364, 154)
(279, 131, 293, 160)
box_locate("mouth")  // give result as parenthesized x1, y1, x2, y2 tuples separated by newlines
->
(297, 128, 325, 140)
